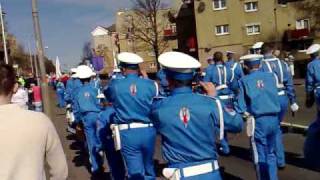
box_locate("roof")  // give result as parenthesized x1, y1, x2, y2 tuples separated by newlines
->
(91, 26, 109, 36)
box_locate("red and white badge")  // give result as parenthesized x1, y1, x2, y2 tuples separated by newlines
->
(179, 107, 190, 128)
(84, 92, 90, 98)
(256, 80, 264, 89)
(130, 84, 137, 96)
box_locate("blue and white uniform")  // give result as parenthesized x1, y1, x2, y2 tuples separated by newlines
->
(236, 54, 280, 180)
(56, 81, 66, 108)
(105, 52, 158, 180)
(152, 52, 242, 180)
(261, 55, 297, 167)
(97, 107, 126, 180)
(226, 59, 244, 89)
(304, 44, 320, 169)
(203, 62, 238, 154)
(74, 65, 102, 173)
(156, 68, 169, 96)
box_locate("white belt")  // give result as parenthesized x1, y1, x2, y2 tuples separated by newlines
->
(216, 84, 228, 91)
(118, 123, 153, 131)
(183, 161, 219, 177)
(278, 90, 285, 96)
(219, 95, 234, 100)
(316, 86, 320, 89)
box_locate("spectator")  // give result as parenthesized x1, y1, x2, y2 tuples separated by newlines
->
(31, 83, 42, 112)
(0, 64, 68, 180)
(11, 80, 28, 109)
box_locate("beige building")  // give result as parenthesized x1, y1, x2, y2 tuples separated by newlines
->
(172, 0, 320, 66)
(91, 25, 117, 72)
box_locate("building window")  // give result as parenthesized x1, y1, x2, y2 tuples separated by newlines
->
(244, 1, 258, 12)
(246, 23, 261, 35)
(215, 24, 229, 35)
(150, 62, 157, 69)
(296, 19, 309, 30)
(213, 0, 227, 10)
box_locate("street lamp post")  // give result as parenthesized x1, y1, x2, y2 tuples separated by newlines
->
(0, 4, 9, 64)
(31, 0, 52, 117)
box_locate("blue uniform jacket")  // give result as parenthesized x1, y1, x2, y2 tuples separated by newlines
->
(65, 78, 82, 103)
(56, 82, 65, 94)
(306, 57, 320, 95)
(156, 69, 169, 87)
(105, 73, 158, 124)
(261, 56, 297, 104)
(203, 63, 237, 96)
(151, 87, 242, 165)
(97, 107, 115, 149)
(235, 70, 281, 117)
(226, 59, 244, 85)
(75, 83, 101, 114)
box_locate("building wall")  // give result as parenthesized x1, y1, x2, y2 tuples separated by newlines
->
(192, 0, 319, 65)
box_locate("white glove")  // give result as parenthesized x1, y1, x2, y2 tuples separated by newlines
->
(290, 103, 299, 112)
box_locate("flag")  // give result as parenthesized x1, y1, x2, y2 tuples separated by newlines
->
(91, 56, 105, 72)
(55, 56, 62, 78)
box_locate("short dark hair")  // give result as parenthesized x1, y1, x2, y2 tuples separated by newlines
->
(172, 79, 193, 88)
(213, 51, 223, 62)
(261, 43, 275, 54)
(0, 64, 16, 96)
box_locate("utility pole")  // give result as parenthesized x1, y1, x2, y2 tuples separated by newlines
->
(27, 41, 34, 74)
(31, 0, 52, 117)
(0, 4, 9, 64)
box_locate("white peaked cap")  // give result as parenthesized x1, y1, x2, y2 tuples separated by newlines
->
(306, 44, 320, 55)
(158, 51, 201, 73)
(252, 42, 264, 49)
(70, 68, 77, 73)
(240, 54, 264, 61)
(76, 65, 96, 79)
(117, 52, 143, 64)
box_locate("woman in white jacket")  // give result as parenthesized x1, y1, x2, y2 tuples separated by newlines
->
(11, 81, 29, 109)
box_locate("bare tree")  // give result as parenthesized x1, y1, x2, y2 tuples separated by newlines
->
(127, 0, 170, 70)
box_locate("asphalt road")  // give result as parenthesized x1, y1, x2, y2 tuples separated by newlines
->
(49, 83, 320, 180)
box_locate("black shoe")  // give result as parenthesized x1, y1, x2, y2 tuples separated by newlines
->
(278, 165, 286, 170)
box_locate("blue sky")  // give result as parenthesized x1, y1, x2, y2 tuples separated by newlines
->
(4, 0, 135, 69)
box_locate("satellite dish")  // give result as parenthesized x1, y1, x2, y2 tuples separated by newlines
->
(197, 2, 206, 13)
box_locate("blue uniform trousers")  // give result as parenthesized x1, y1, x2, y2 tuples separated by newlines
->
(251, 115, 278, 180)
(275, 94, 289, 167)
(56, 90, 65, 108)
(103, 134, 126, 180)
(120, 127, 156, 180)
(168, 161, 222, 180)
(82, 112, 102, 172)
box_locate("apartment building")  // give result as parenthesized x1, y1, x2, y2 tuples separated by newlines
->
(172, 0, 319, 65)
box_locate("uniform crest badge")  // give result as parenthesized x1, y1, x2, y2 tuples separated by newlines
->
(130, 84, 137, 96)
(256, 80, 264, 89)
(84, 92, 90, 98)
(179, 107, 190, 128)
